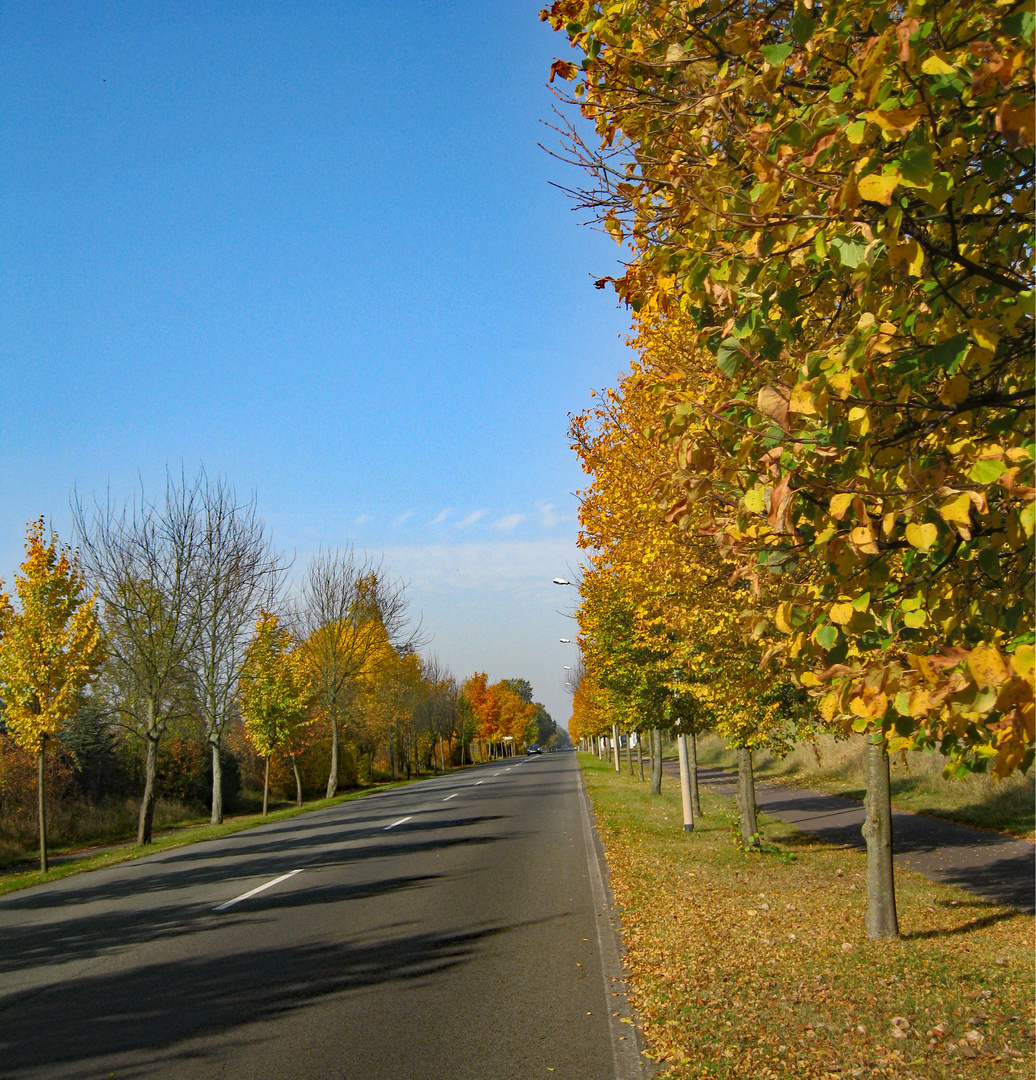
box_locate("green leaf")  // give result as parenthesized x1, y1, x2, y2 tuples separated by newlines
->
(899, 147, 934, 185)
(970, 458, 1006, 484)
(925, 333, 969, 373)
(760, 43, 794, 65)
(830, 235, 867, 268)
(790, 5, 815, 45)
(717, 337, 744, 377)
(828, 81, 850, 103)
(815, 624, 838, 650)
(1003, 10, 1035, 43)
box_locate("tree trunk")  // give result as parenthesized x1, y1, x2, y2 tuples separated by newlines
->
(210, 740, 223, 825)
(138, 734, 159, 844)
(37, 743, 48, 873)
(626, 731, 633, 775)
(326, 710, 339, 798)
(291, 753, 303, 807)
(389, 733, 397, 779)
(637, 735, 644, 781)
(650, 728, 663, 795)
(688, 732, 702, 818)
(677, 733, 694, 832)
(612, 723, 620, 772)
(863, 735, 899, 940)
(438, 737, 445, 772)
(263, 755, 270, 816)
(737, 747, 759, 845)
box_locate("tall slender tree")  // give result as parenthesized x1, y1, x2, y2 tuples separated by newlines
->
(0, 520, 105, 871)
(74, 473, 205, 843)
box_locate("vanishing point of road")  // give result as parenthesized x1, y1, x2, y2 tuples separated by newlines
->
(0, 751, 646, 1080)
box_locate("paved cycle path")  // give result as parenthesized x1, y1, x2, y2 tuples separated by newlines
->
(660, 761, 1035, 913)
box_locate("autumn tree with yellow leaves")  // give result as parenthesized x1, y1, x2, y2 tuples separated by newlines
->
(546, 0, 1034, 936)
(572, 360, 810, 829)
(239, 610, 313, 815)
(0, 520, 105, 871)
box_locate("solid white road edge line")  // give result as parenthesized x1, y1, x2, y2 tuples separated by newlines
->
(442, 793, 458, 801)
(475, 781, 484, 786)
(213, 869, 304, 912)
(384, 816, 412, 830)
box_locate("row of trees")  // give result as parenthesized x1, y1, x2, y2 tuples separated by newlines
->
(0, 471, 556, 870)
(546, 0, 1033, 938)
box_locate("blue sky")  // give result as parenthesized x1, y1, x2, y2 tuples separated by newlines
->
(0, 2, 630, 723)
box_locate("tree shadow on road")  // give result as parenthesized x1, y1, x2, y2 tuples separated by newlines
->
(0, 917, 550, 1078)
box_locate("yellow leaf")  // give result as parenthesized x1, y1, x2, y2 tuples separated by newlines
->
(744, 486, 765, 513)
(788, 379, 820, 415)
(921, 53, 957, 75)
(968, 319, 1000, 351)
(1011, 644, 1034, 684)
(850, 523, 879, 554)
(829, 602, 854, 625)
(938, 373, 970, 405)
(827, 371, 852, 399)
(819, 691, 838, 722)
(902, 609, 926, 628)
(850, 690, 887, 720)
(938, 492, 972, 526)
(830, 493, 853, 520)
(889, 239, 924, 278)
(799, 671, 819, 687)
(775, 601, 795, 634)
(863, 108, 924, 135)
(857, 173, 899, 205)
(905, 521, 938, 549)
(968, 644, 1009, 689)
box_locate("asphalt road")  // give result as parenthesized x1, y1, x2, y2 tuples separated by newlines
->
(0, 751, 646, 1080)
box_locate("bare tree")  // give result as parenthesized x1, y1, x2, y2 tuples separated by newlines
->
(419, 657, 460, 772)
(190, 475, 285, 824)
(297, 550, 420, 798)
(74, 473, 205, 844)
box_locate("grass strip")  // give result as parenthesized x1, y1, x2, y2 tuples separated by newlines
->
(581, 752, 1035, 1079)
(0, 769, 460, 897)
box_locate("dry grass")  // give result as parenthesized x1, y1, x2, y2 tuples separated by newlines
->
(692, 733, 1035, 838)
(581, 752, 1035, 1079)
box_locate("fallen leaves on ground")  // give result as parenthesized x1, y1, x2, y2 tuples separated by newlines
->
(582, 755, 1035, 1079)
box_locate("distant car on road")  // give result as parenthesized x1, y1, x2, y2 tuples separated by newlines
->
(525, 744, 542, 755)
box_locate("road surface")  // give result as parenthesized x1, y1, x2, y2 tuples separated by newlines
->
(0, 751, 645, 1080)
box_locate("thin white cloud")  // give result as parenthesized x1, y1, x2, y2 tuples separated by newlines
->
(354, 515, 371, 526)
(394, 510, 415, 526)
(380, 539, 579, 597)
(494, 513, 525, 532)
(430, 508, 452, 525)
(457, 510, 486, 527)
(536, 501, 562, 528)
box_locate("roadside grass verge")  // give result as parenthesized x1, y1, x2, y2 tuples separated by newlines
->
(692, 733, 1035, 839)
(0, 768, 465, 897)
(580, 753, 1035, 1079)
